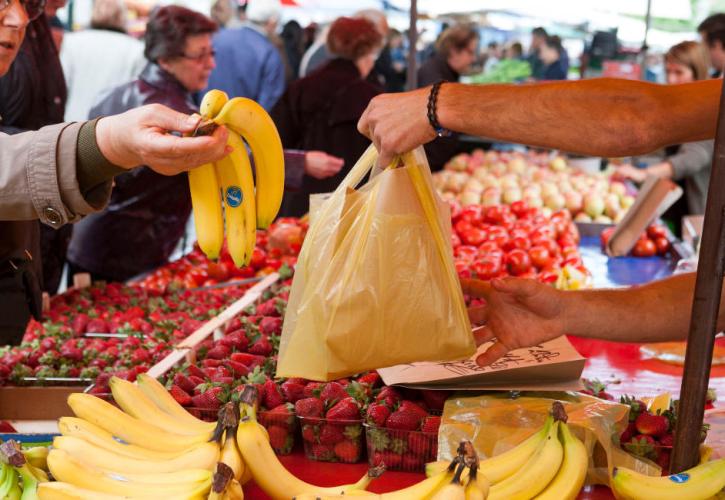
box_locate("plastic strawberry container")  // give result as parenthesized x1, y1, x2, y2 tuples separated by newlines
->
(185, 407, 221, 422)
(364, 424, 438, 472)
(298, 416, 364, 464)
(258, 410, 297, 455)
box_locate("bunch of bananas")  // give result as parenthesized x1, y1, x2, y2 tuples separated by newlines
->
(0, 440, 49, 500)
(425, 402, 587, 500)
(189, 89, 285, 266)
(611, 458, 725, 500)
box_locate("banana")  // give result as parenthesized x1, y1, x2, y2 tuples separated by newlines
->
(53, 436, 218, 474)
(215, 131, 256, 267)
(0, 462, 21, 500)
(220, 429, 245, 481)
(47, 449, 211, 497)
(611, 458, 725, 500)
(67, 393, 211, 452)
(22, 448, 48, 471)
(224, 479, 244, 500)
(235, 405, 371, 500)
(464, 466, 489, 500)
(109, 376, 215, 436)
(534, 422, 588, 500)
(57, 417, 196, 461)
(17, 464, 41, 500)
(189, 162, 224, 260)
(200, 90, 229, 120)
(27, 464, 49, 483)
(488, 421, 563, 500)
(214, 97, 285, 229)
(427, 415, 553, 485)
(431, 462, 467, 500)
(37, 482, 206, 500)
(135, 374, 212, 429)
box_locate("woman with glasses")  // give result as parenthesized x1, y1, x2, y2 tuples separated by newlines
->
(66, 6, 219, 284)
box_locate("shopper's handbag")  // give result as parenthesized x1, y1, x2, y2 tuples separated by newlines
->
(276, 145, 475, 381)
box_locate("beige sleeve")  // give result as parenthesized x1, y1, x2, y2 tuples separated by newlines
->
(0, 122, 112, 227)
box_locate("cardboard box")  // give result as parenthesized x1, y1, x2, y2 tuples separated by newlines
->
(682, 215, 704, 251)
(0, 386, 84, 420)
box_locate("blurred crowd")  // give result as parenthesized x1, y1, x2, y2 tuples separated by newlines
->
(2, 0, 724, 299)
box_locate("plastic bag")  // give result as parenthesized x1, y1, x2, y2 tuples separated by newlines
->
(276, 145, 475, 381)
(438, 392, 661, 486)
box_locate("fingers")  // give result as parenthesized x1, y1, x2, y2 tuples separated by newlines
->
(491, 277, 538, 298)
(357, 107, 372, 139)
(475, 341, 510, 367)
(472, 325, 495, 346)
(144, 104, 200, 134)
(467, 305, 487, 325)
(145, 127, 229, 173)
(461, 278, 491, 299)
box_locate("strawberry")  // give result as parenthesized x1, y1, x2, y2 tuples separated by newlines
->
(366, 403, 391, 427)
(658, 433, 674, 447)
(356, 371, 381, 387)
(333, 440, 360, 463)
(221, 331, 249, 351)
(402, 453, 424, 471)
(310, 443, 335, 461)
(230, 352, 265, 368)
(187, 364, 206, 380)
(407, 432, 434, 457)
(319, 424, 345, 445)
(191, 386, 225, 410)
(386, 409, 422, 431)
(320, 382, 348, 407)
(169, 385, 192, 406)
(71, 313, 90, 335)
(226, 360, 250, 378)
(301, 424, 319, 443)
(635, 412, 669, 437)
(399, 401, 429, 419)
(259, 316, 282, 334)
(326, 398, 360, 421)
(376, 386, 400, 407)
(201, 359, 223, 369)
(205, 345, 230, 360)
(619, 422, 638, 444)
(256, 299, 280, 317)
(295, 397, 324, 418)
(188, 375, 205, 388)
(86, 318, 109, 333)
(262, 380, 285, 410)
(705, 388, 717, 410)
(625, 434, 657, 460)
(620, 395, 648, 422)
(249, 336, 273, 356)
(421, 390, 451, 411)
(281, 380, 306, 403)
(173, 372, 196, 393)
(420, 415, 441, 434)
(656, 449, 671, 474)
(373, 451, 402, 469)
(267, 426, 293, 453)
(303, 382, 323, 398)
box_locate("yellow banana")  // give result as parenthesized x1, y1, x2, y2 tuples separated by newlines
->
(534, 422, 588, 500)
(464, 465, 489, 500)
(0, 462, 21, 500)
(220, 430, 245, 481)
(47, 450, 211, 497)
(235, 405, 371, 500)
(426, 415, 552, 485)
(109, 376, 215, 436)
(22, 447, 48, 471)
(135, 374, 215, 429)
(67, 393, 211, 452)
(611, 458, 725, 500)
(52, 436, 218, 474)
(58, 417, 195, 461)
(430, 463, 467, 500)
(488, 421, 563, 500)
(37, 481, 206, 500)
(189, 162, 224, 260)
(200, 90, 228, 120)
(27, 464, 49, 483)
(215, 131, 256, 267)
(214, 97, 285, 229)
(224, 479, 245, 500)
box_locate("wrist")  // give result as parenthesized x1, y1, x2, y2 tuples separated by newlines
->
(559, 290, 582, 336)
(95, 116, 135, 169)
(435, 82, 456, 133)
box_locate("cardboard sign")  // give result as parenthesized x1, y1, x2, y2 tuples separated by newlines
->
(378, 336, 585, 391)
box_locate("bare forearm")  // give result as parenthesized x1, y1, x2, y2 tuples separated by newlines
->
(437, 79, 720, 157)
(561, 273, 700, 342)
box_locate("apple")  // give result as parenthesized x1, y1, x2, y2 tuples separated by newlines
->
(609, 181, 627, 198)
(508, 157, 526, 175)
(541, 182, 559, 199)
(604, 193, 621, 219)
(544, 193, 566, 211)
(525, 195, 544, 209)
(564, 191, 583, 213)
(447, 154, 469, 171)
(481, 187, 502, 206)
(593, 215, 613, 224)
(460, 190, 481, 206)
(583, 192, 605, 218)
(503, 188, 522, 204)
(550, 156, 567, 172)
(464, 178, 484, 193)
(574, 213, 593, 223)
(621, 195, 636, 209)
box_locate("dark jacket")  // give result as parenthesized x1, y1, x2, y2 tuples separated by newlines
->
(66, 63, 195, 282)
(0, 14, 67, 341)
(271, 58, 381, 217)
(417, 52, 460, 171)
(542, 60, 567, 80)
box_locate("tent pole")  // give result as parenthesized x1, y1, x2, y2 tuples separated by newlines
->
(406, 0, 418, 90)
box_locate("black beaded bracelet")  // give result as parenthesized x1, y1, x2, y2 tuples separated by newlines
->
(427, 81, 452, 137)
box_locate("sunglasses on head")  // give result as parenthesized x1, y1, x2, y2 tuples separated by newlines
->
(1, 0, 47, 21)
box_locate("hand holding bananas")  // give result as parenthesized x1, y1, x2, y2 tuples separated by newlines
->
(95, 104, 230, 175)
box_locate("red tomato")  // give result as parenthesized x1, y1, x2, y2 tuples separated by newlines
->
(451, 232, 462, 249)
(478, 241, 501, 255)
(530, 225, 555, 240)
(483, 205, 506, 225)
(557, 234, 578, 249)
(457, 206, 482, 223)
(647, 224, 668, 240)
(454, 219, 474, 236)
(206, 262, 230, 281)
(455, 245, 478, 261)
(538, 268, 560, 284)
(631, 238, 657, 257)
(506, 236, 531, 252)
(188, 269, 207, 287)
(505, 249, 532, 276)
(509, 200, 530, 217)
(655, 236, 671, 255)
(529, 246, 552, 269)
(531, 237, 560, 258)
(487, 226, 509, 248)
(455, 260, 472, 278)
(461, 227, 487, 246)
(473, 259, 501, 280)
(250, 247, 267, 269)
(600, 227, 616, 249)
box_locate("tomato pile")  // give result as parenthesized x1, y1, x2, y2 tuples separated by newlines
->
(449, 200, 590, 289)
(600, 223, 672, 258)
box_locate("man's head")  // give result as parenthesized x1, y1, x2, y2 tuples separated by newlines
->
(145, 6, 218, 92)
(354, 9, 388, 38)
(436, 23, 479, 74)
(531, 27, 547, 50)
(90, 0, 127, 31)
(246, 0, 281, 34)
(0, 0, 36, 77)
(698, 13, 725, 71)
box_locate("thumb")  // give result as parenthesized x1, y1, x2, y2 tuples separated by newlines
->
(491, 277, 538, 299)
(151, 106, 201, 133)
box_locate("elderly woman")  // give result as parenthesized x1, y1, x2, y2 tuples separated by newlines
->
(272, 16, 383, 217)
(66, 6, 218, 283)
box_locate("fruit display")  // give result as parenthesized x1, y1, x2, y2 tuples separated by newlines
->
(435, 149, 635, 224)
(450, 201, 591, 290)
(189, 90, 285, 263)
(601, 223, 673, 258)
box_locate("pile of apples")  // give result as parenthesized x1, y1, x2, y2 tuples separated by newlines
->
(434, 149, 636, 224)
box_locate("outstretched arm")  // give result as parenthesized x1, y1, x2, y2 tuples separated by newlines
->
(359, 79, 722, 166)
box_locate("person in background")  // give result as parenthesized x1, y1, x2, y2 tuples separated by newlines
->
(210, 0, 234, 28)
(504, 41, 524, 60)
(483, 41, 501, 73)
(44, 0, 65, 49)
(417, 23, 479, 170)
(527, 26, 547, 79)
(281, 20, 304, 80)
(205, 0, 285, 110)
(66, 6, 217, 284)
(61, 0, 145, 122)
(616, 41, 713, 216)
(271, 16, 382, 217)
(538, 35, 567, 80)
(698, 13, 725, 75)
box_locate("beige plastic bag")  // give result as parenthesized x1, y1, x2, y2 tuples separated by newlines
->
(276, 145, 475, 381)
